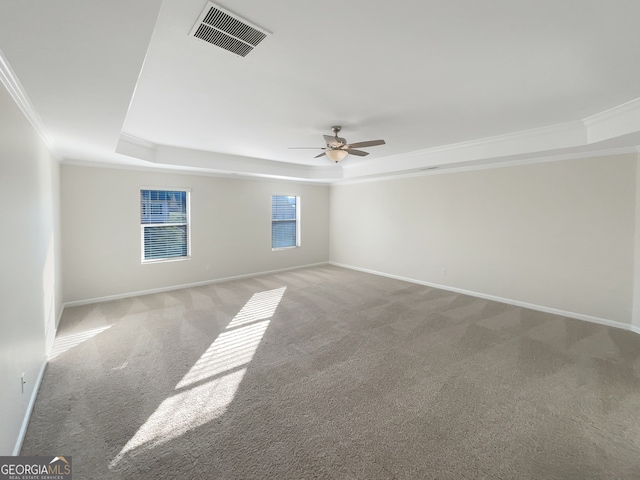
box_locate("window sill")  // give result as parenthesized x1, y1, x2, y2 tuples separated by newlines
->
(142, 256, 191, 265)
(272, 246, 299, 252)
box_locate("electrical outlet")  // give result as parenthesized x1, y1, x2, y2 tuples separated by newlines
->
(21, 373, 26, 394)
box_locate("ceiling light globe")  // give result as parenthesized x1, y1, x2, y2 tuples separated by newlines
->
(326, 149, 348, 163)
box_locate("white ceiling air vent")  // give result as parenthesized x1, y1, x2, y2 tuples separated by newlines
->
(190, 2, 270, 57)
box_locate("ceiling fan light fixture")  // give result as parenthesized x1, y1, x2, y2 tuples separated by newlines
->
(288, 126, 385, 163)
(326, 149, 348, 163)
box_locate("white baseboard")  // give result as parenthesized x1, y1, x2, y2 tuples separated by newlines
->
(330, 262, 637, 334)
(13, 360, 47, 456)
(63, 262, 330, 308)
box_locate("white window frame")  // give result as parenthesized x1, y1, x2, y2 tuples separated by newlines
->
(271, 195, 300, 250)
(140, 187, 191, 264)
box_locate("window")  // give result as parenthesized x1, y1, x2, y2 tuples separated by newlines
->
(141, 189, 190, 262)
(272, 195, 299, 249)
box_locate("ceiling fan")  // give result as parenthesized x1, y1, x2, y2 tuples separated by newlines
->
(289, 126, 386, 163)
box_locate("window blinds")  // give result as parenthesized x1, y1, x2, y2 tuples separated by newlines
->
(272, 195, 298, 249)
(141, 190, 189, 261)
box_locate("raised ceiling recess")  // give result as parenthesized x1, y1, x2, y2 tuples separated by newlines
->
(190, 2, 270, 57)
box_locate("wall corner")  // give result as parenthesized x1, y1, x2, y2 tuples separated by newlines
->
(631, 152, 640, 330)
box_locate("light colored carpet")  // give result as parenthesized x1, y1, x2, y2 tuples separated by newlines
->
(22, 265, 640, 479)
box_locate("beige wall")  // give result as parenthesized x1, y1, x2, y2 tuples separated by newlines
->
(330, 155, 637, 324)
(0, 83, 62, 454)
(61, 165, 330, 303)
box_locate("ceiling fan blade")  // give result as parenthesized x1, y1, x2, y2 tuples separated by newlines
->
(314, 152, 327, 158)
(344, 149, 369, 157)
(324, 135, 342, 147)
(288, 147, 325, 150)
(345, 139, 386, 149)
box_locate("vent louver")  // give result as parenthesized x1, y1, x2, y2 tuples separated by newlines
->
(190, 2, 270, 57)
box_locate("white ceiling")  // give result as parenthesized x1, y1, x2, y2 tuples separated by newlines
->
(1, 0, 640, 183)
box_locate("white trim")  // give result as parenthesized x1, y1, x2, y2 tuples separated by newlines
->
(141, 255, 192, 265)
(63, 262, 329, 307)
(583, 96, 640, 141)
(153, 144, 344, 182)
(0, 47, 57, 157)
(584, 96, 640, 125)
(62, 158, 334, 186)
(332, 147, 640, 186)
(340, 120, 587, 181)
(13, 360, 47, 456)
(330, 262, 638, 334)
(115, 134, 158, 162)
(358, 120, 586, 167)
(139, 185, 192, 193)
(119, 133, 158, 150)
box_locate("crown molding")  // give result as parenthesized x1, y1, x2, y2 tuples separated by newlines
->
(584, 96, 640, 125)
(333, 146, 640, 186)
(381, 120, 586, 164)
(342, 96, 640, 182)
(116, 133, 157, 162)
(154, 145, 344, 181)
(116, 132, 343, 182)
(61, 157, 334, 185)
(583, 96, 640, 144)
(342, 120, 587, 179)
(0, 48, 57, 157)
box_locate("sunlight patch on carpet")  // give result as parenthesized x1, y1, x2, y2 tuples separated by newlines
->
(226, 287, 287, 328)
(110, 287, 286, 468)
(176, 320, 271, 388)
(49, 325, 113, 360)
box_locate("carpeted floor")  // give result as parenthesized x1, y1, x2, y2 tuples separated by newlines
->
(21, 265, 640, 479)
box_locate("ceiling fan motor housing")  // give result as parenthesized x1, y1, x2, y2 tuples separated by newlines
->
(328, 138, 347, 147)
